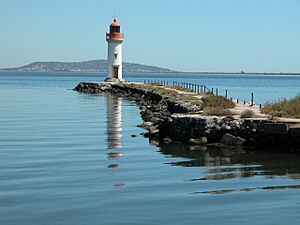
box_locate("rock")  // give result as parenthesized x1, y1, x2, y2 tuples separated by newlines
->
(130, 134, 138, 138)
(104, 77, 121, 83)
(149, 125, 159, 136)
(220, 133, 246, 146)
(162, 137, 172, 144)
(189, 137, 207, 145)
(137, 122, 152, 130)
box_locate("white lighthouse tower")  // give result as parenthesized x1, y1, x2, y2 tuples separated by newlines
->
(105, 18, 124, 82)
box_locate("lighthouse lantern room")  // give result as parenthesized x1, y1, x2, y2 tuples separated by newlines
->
(105, 18, 124, 82)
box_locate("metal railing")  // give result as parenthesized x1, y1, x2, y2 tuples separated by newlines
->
(142, 79, 260, 108)
(143, 80, 211, 93)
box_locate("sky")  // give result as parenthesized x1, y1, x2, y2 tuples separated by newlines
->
(0, 0, 299, 72)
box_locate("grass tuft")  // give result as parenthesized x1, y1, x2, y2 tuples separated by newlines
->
(167, 86, 194, 92)
(202, 95, 235, 109)
(262, 94, 300, 118)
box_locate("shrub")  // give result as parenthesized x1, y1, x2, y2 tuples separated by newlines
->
(240, 109, 255, 118)
(147, 82, 163, 86)
(202, 95, 235, 109)
(262, 94, 300, 118)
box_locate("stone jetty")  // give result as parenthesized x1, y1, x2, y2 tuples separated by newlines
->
(74, 82, 300, 150)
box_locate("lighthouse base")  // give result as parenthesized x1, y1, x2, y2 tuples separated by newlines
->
(104, 77, 124, 83)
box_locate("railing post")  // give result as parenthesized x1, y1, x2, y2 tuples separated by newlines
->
(216, 88, 218, 96)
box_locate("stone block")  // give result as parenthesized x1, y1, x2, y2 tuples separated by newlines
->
(289, 127, 300, 137)
(263, 123, 288, 135)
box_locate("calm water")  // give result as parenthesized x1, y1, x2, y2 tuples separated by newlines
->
(1, 72, 300, 225)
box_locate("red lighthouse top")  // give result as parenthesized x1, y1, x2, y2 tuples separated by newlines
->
(106, 18, 124, 40)
(110, 19, 120, 27)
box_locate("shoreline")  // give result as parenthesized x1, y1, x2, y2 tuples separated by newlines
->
(74, 81, 300, 150)
(1, 70, 300, 76)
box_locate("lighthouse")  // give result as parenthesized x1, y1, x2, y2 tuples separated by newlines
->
(105, 18, 124, 82)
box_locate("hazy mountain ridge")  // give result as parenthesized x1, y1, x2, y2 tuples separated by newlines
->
(2, 60, 175, 73)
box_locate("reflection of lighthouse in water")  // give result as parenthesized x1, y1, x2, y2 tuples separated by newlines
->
(106, 94, 122, 149)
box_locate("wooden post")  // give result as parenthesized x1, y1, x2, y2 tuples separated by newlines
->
(225, 90, 228, 98)
(251, 93, 254, 106)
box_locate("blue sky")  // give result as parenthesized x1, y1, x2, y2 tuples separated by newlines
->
(0, 0, 299, 72)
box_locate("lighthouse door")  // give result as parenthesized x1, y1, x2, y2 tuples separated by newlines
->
(113, 66, 119, 79)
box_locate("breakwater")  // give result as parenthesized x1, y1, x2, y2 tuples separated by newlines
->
(74, 82, 300, 150)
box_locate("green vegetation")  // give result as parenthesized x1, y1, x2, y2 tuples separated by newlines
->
(201, 94, 235, 116)
(262, 95, 300, 118)
(167, 85, 194, 92)
(146, 82, 163, 86)
(137, 122, 151, 129)
(125, 83, 235, 116)
(202, 94, 235, 109)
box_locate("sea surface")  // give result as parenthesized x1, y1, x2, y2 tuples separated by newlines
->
(1, 71, 300, 225)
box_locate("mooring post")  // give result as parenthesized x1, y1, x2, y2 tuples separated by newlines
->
(259, 104, 262, 109)
(237, 99, 239, 103)
(251, 93, 254, 106)
(225, 90, 228, 98)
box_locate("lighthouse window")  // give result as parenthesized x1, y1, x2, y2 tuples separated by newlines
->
(114, 53, 118, 59)
(110, 26, 120, 33)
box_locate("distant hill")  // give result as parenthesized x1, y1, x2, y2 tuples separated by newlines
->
(2, 59, 176, 73)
